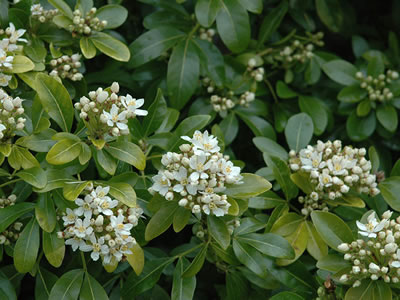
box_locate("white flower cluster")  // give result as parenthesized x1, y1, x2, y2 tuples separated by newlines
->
(31, 4, 59, 23)
(74, 82, 148, 140)
(289, 140, 379, 215)
(68, 8, 107, 36)
(199, 28, 216, 42)
(210, 94, 235, 113)
(0, 194, 23, 245)
(338, 211, 400, 286)
(150, 131, 243, 217)
(49, 53, 83, 81)
(0, 89, 25, 140)
(356, 70, 399, 102)
(250, 65, 264, 82)
(59, 185, 143, 266)
(0, 23, 27, 87)
(238, 91, 255, 107)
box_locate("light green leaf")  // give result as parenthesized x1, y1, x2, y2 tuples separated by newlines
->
(90, 32, 130, 62)
(35, 193, 57, 233)
(94, 4, 128, 29)
(338, 85, 368, 103)
(10, 55, 35, 73)
(379, 176, 400, 211)
(345, 280, 392, 300)
(305, 221, 328, 261)
(35, 73, 73, 132)
(253, 136, 288, 161)
(49, 0, 74, 19)
(105, 141, 146, 170)
(63, 181, 91, 201)
(80, 37, 96, 59)
(16, 167, 47, 189)
(46, 139, 81, 165)
(225, 173, 272, 199)
(105, 181, 137, 207)
(43, 228, 65, 268)
(346, 111, 376, 141)
(182, 244, 208, 278)
(298, 96, 328, 135)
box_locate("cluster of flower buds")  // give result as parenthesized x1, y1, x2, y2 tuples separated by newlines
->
(199, 28, 216, 42)
(150, 131, 243, 217)
(0, 23, 27, 87)
(248, 64, 264, 82)
(210, 94, 235, 113)
(289, 140, 379, 215)
(74, 82, 148, 140)
(298, 194, 329, 216)
(338, 210, 400, 286)
(202, 77, 216, 94)
(356, 70, 399, 102)
(238, 91, 255, 107)
(30, 4, 59, 23)
(49, 53, 83, 81)
(0, 89, 26, 140)
(58, 184, 143, 266)
(68, 8, 107, 36)
(0, 194, 23, 245)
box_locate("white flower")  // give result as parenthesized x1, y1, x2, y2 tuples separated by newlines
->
(7, 23, 27, 44)
(219, 159, 241, 184)
(0, 49, 13, 69)
(62, 208, 77, 226)
(97, 197, 118, 216)
(356, 212, 386, 238)
(103, 104, 128, 130)
(319, 171, 332, 187)
(190, 131, 220, 155)
(91, 186, 110, 201)
(65, 236, 87, 251)
(152, 171, 171, 196)
(73, 218, 93, 238)
(111, 214, 133, 236)
(327, 156, 352, 176)
(189, 154, 211, 182)
(75, 197, 94, 219)
(172, 166, 198, 195)
(300, 150, 322, 171)
(368, 262, 380, 273)
(89, 234, 108, 261)
(182, 130, 203, 145)
(0, 73, 11, 87)
(201, 194, 230, 216)
(121, 94, 148, 116)
(391, 249, 400, 268)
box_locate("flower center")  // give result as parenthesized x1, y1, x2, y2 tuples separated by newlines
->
(312, 159, 319, 167)
(204, 143, 212, 150)
(196, 163, 204, 171)
(117, 224, 125, 230)
(335, 163, 342, 171)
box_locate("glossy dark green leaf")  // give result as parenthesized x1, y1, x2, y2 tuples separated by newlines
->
(338, 85, 367, 103)
(145, 201, 179, 241)
(376, 104, 398, 132)
(322, 59, 358, 86)
(48, 269, 84, 300)
(346, 111, 376, 141)
(14, 218, 40, 273)
(43, 228, 65, 268)
(142, 89, 168, 137)
(298, 96, 328, 135)
(284, 113, 313, 152)
(220, 112, 239, 145)
(171, 258, 196, 300)
(207, 215, 231, 250)
(182, 244, 208, 277)
(0, 202, 35, 233)
(315, 0, 343, 32)
(80, 273, 109, 300)
(257, 0, 288, 47)
(195, 0, 221, 27)
(35, 193, 56, 232)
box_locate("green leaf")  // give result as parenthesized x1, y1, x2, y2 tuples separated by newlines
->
(79, 143, 92, 165)
(232, 239, 267, 278)
(276, 80, 297, 99)
(345, 280, 392, 300)
(298, 96, 328, 135)
(225, 173, 272, 198)
(46, 139, 81, 165)
(126, 243, 145, 276)
(284, 113, 314, 152)
(236, 112, 276, 140)
(253, 137, 288, 161)
(105, 141, 146, 170)
(0, 271, 16, 300)
(90, 32, 130, 62)
(48, 269, 84, 300)
(338, 85, 368, 103)
(305, 56, 321, 84)
(182, 244, 208, 277)
(35, 73, 73, 132)
(129, 27, 185, 68)
(52, 15, 73, 28)
(43, 228, 65, 268)
(379, 177, 400, 211)
(216, 0, 250, 53)
(321, 59, 359, 86)
(376, 104, 398, 132)
(145, 201, 179, 241)
(16, 167, 47, 189)
(346, 111, 376, 141)
(80, 273, 108, 300)
(35, 268, 58, 300)
(315, 0, 343, 32)
(35, 193, 57, 233)
(142, 89, 168, 137)
(106, 181, 137, 208)
(290, 172, 313, 194)
(264, 155, 298, 201)
(270, 212, 303, 236)
(76, 0, 93, 15)
(167, 39, 200, 110)
(317, 254, 350, 272)
(195, 0, 221, 27)
(171, 258, 196, 300)
(63, 181, 91, 201)
(305, 221, 328, 260)
(49, 0, 74, 19)
(122, 257, 175, 297)
(80, 37, 96, 59)
(173, 206, 191, 233)
(8, 146, 39, 170)
(94, 148, 116, 175)
(239, 0, 263, 14)
(94, 4, 128, 29)
(9, 55, 35, 73)
(366, 52, 385, 77)
(14, 218, 40, 273)
(352, 35, 369, 58)
(356, 99, 371, 117)
(276, 221, 308, 266)
(257, 0, 288, 47)
(368, 146, 380, 173)
(311, 211, 353, 251)
(207, 215, 231, 250)
(0, 202, 35, 233)
(219, 111, 239, 145)
(237, 233, 295, 259)
(270, 292, 305, 300)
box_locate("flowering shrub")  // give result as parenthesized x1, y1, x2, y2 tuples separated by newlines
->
(0, 0, 400, 300)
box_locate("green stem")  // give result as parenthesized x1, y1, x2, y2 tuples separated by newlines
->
(0, 178, 22, 188)
(175, 243, 204, 258)
(188, 23, 200, 39)
(257, 48, 273, 57)
(264, 78, 278, 103)
(81, 252, 87, 271)
(146, 154, 163, 160)
(77, 173, 82, 181)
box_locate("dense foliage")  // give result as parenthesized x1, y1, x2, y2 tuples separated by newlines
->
(1, 0, 400, 299)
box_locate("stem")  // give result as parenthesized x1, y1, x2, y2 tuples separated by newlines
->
(81, 252, 87, 271)
(0, 178, 22, 188)
(175, 243, 204, 258)
(264, 78, 278, 103)
(77, 173, 82, 181)
(257, 48, 273, 57)
(188, 23, 200, 38)
(146, 154, 163, 160)
(289, 203, 301, 214)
